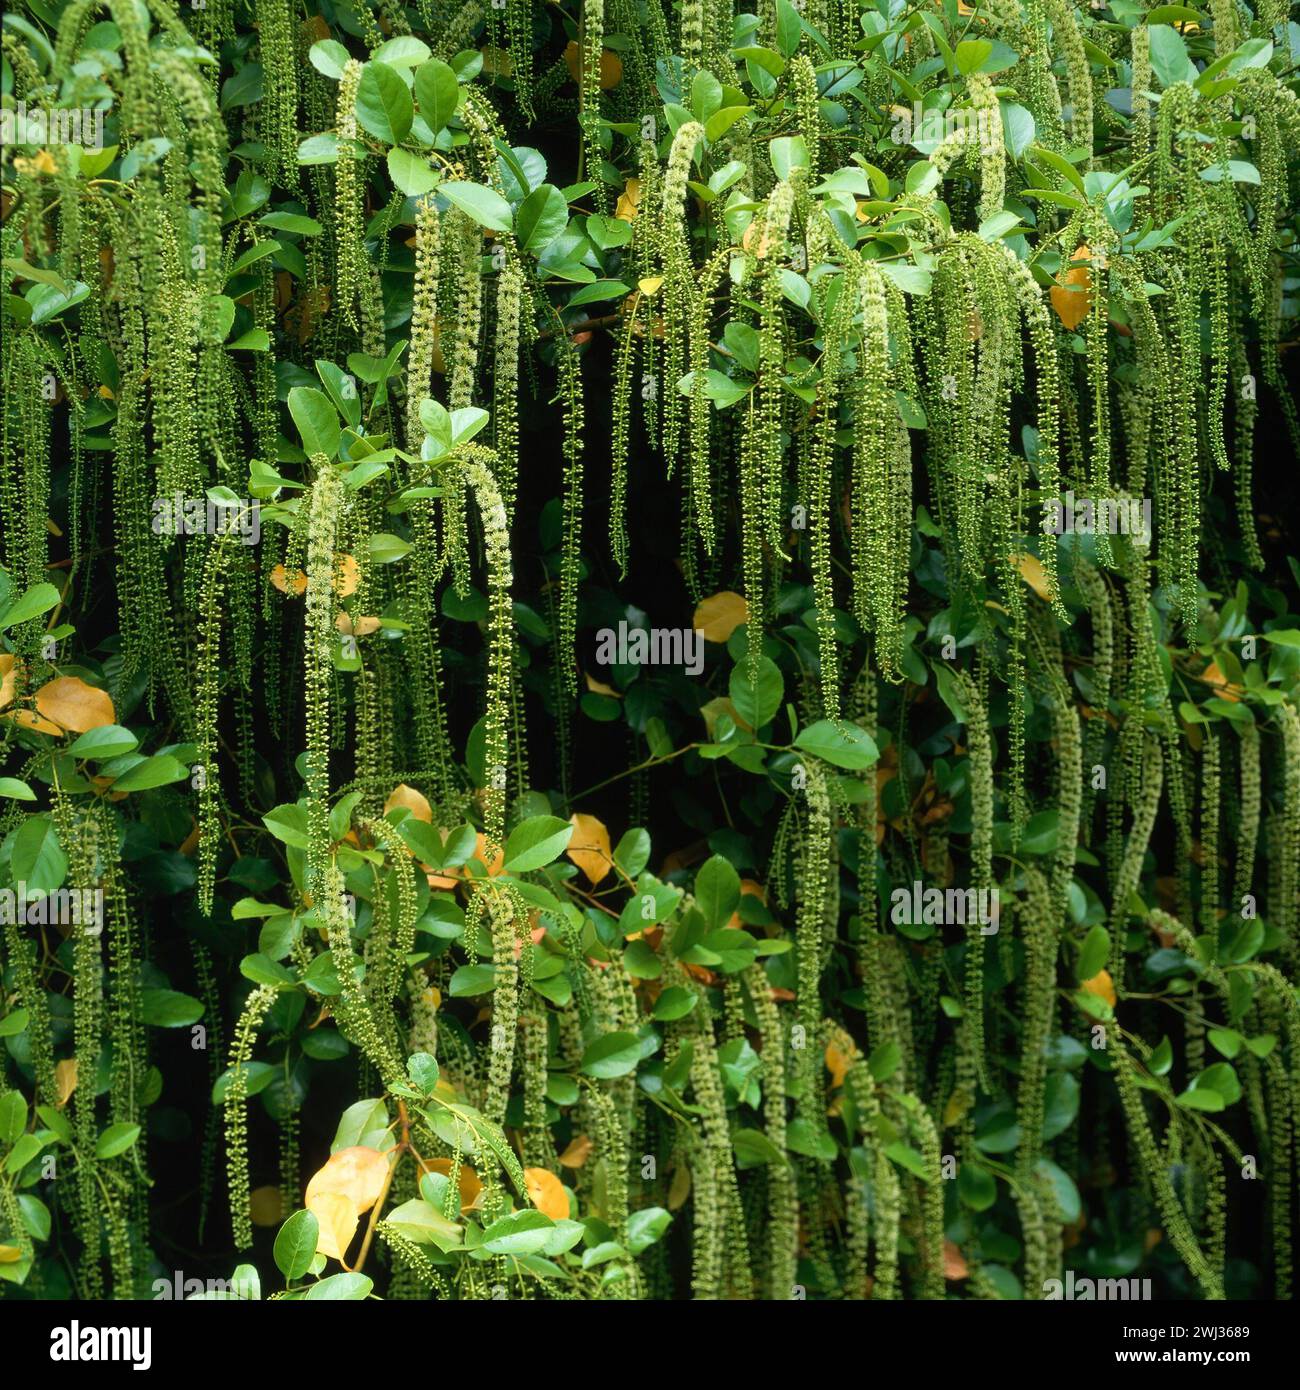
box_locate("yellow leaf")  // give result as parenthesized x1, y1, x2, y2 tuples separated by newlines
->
(667, 1161, 692, 1210)
(250, 1185, 283, 1227)
(943, 1088, 973, 1127)
(0, 1245, 22, 1264)
(270, 564, 307, 596)
(637, 275, 664, 296)
(33, 676, 116, 734)
(694, 590, 748, 643)
(275, 554, 360, 598)
(336, 613, 381, 637)
(1010, 552, 1051, 603)
(0, 655, 16, 711)
(1050, 245, 1093, 331)
(385, 783, 433, 823)
(1081, 969, 1116, 1008)
(699, 696, 742, 741)
(305, 1144, 391, 1216)
(583, 671, 621, 698)
(524, 1166, 569, 1220)
(308, 1190, 360, 1263)
(824, 1040, 856, 1089)
(334, 554, 360, 597)
(479, 45, 514, 78)
(421, 1156, 482, 1211)
(566, 812, 612, 885)
(615, 178, 641, 223)
(428, 318, 446, 374)
(558, 1134, 593, 1169)
(56, 1058, 77, 1107)
(15, 149, 58, 177)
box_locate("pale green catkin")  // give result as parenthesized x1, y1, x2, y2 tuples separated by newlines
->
(1233, 720, 1261, 909)
(333, 61, 366, 330)
(748, 964, 797, 1297)
(225, 984, 278, 1250)
(956, 668, 993, 1091)
(1108, 735, 1163, 982)
(405, 197, 442, 452)
(795, 761, 832, 1140)
(479, 885, 521, 1125)
(1113, 1044, 1225, 1300)
(1017, 869, 1057, 1180)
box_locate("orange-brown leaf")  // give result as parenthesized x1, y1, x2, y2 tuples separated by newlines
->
(1050, 245, 1093, 331)
(725, 878, 766, 928)
(598, 50, 623, 89)
(270, 564, 308, 596)
(562, 42, 622, 89)
(1198, 660, 1242, 702)
(524, 1166, 569, 1220)
(33, 676, 115, 734)
(1081, 969, 1117, 1008)
(558, 1134, 593, 1169)
(472, 833, 505, 877)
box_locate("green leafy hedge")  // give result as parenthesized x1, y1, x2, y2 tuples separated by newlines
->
(1, 0, 1299, 1302)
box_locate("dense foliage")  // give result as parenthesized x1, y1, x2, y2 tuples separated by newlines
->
(1, 0, 1299, 1303)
